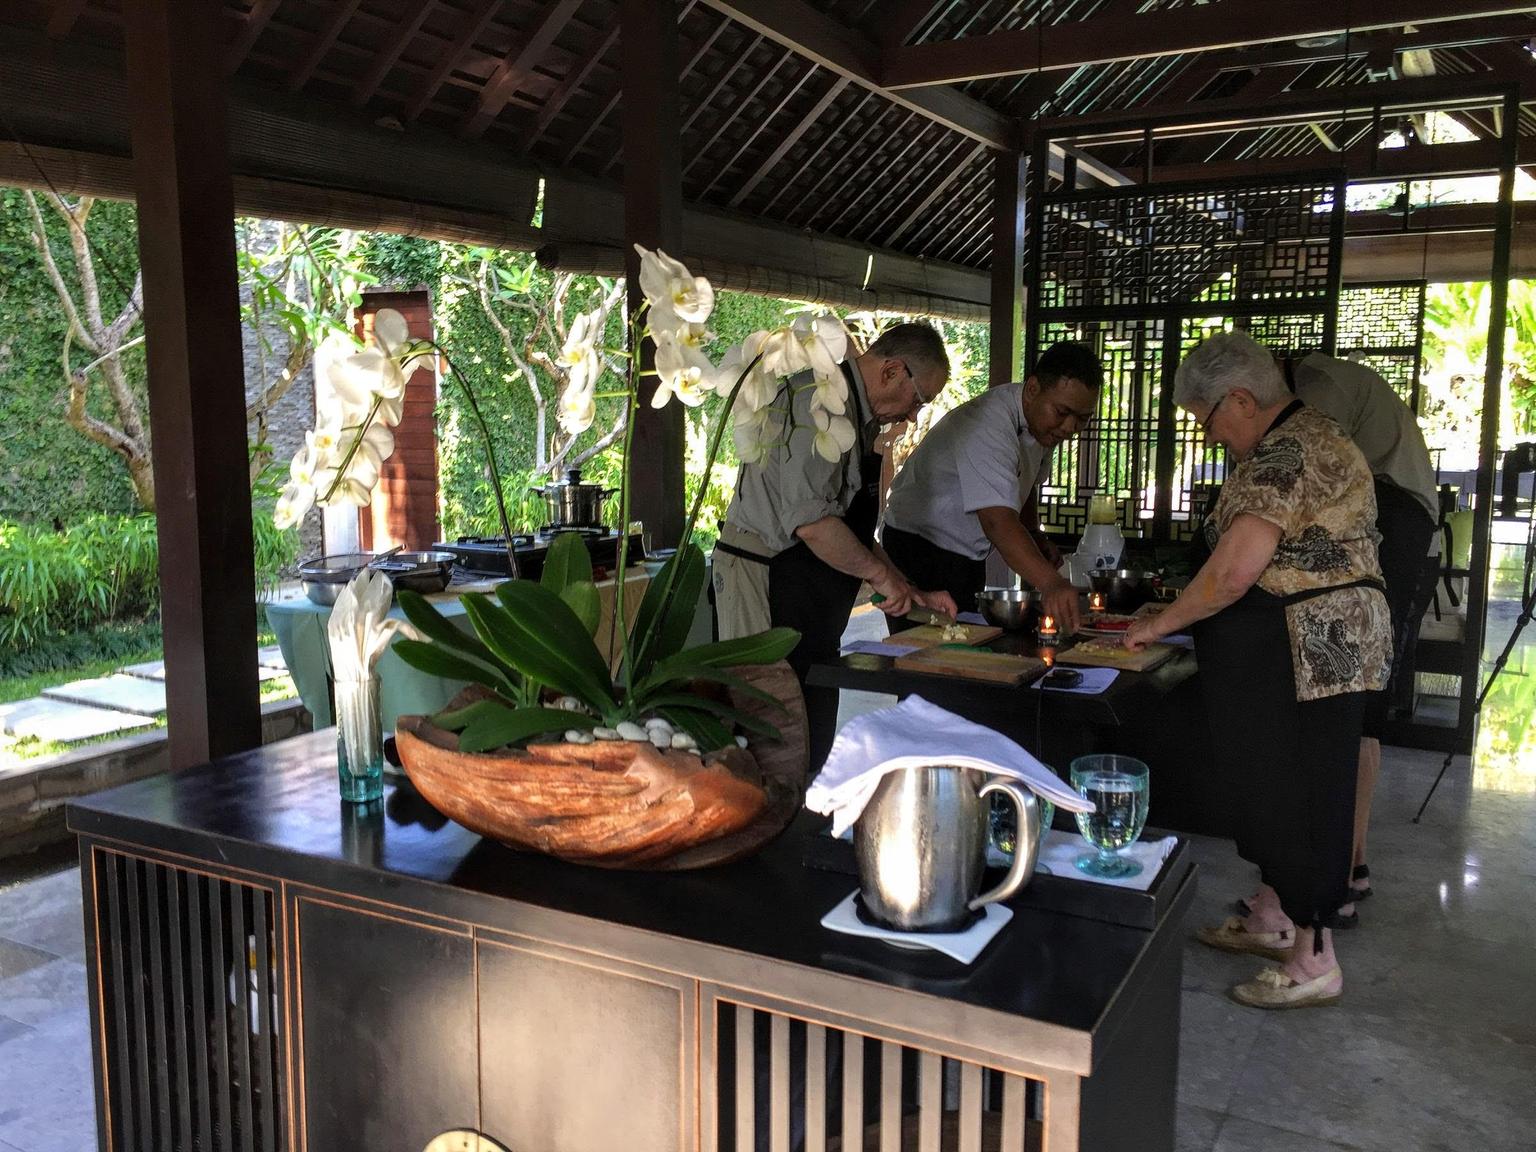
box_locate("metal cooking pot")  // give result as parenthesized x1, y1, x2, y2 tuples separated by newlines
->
(975, 587, 1037, 632)
(368, 550, 455, 595)
(1087, 568, 1157, 612)
(298, 552, 375, 606)
(529, 467, 617, 528)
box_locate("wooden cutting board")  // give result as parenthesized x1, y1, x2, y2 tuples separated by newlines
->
(894, 645, 1047, 685)
(1055, 636, 1180, 672)
(892, 622, 1004, 649)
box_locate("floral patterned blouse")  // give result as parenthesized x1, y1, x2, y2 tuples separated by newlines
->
(1204, 402, 1393, 701)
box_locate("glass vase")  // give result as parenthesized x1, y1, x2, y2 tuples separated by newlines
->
(335, 676, 384, 803)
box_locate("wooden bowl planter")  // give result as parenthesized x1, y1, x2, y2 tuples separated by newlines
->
(394, 661, 809, 870)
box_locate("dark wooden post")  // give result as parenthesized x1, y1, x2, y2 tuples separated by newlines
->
(125, 0, 261, 766)
(989, 149, 1027, 386)
(620, 0, 686, 547)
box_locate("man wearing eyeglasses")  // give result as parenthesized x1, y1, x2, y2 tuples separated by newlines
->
(713, 321, 956, 766)
(881, 341, 1104, 635)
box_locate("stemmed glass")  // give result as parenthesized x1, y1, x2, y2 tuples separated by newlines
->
(1070, 754, 1149, 878)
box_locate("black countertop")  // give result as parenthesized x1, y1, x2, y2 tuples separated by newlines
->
(68, 730, 1194, 1067)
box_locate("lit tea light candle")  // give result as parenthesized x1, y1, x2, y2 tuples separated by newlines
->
(1088, 591, 1105, 612)
(1038, 614, 1059, 645)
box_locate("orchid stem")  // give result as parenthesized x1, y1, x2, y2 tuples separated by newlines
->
(434, 342, 521, 580)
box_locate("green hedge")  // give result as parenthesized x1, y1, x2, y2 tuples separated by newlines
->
(0, 191, 149, 522)
(0, 512, 296, 650)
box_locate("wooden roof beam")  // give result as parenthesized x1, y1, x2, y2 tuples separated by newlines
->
(404, 0, 502, 123)
(288, 0, 363, 94)
(459, 0, 585, 139)
(696, 0, 1016, 148)
(728, 74, 848, 207)
(226, 0, 283, 72)
(46, 0, 88, 39)
(352, 2, 435, 107)
(883, 1, 1536, 89)
(1191, 16, 1536, 74)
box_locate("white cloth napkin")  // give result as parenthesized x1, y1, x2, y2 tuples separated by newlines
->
(805, 696, 1092, 836)
(819, 890, 1012, 964)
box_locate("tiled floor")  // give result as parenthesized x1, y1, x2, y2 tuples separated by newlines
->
(3, 606, 1533, 1152)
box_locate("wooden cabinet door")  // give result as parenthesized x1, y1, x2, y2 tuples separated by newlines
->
(475, 934, 697, 1152)
(296, 897, 477, 1152)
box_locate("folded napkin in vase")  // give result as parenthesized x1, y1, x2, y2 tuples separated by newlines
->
(805, 696, 1092, 837)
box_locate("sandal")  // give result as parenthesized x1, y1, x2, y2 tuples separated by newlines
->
(1229, 965, 1342, 1010)
(1325, 908, 1359, 930)
(1195, 916, 1295, 962)
(1350, 864, 1373, 901)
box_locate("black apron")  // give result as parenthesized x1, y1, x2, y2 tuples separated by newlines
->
(767, 363, 880, 764)
(1194, 578, 1378, 931)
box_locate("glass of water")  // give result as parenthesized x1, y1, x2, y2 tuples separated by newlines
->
(1069, 754, 1149, 879)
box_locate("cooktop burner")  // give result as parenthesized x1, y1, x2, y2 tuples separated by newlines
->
(433, 531, 643, 579)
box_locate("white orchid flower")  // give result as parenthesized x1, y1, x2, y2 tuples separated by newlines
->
(273, 481, 315, 530)
(558, 383, 596, 434)
(757, 327, 810, 378)
(732, 404, 779, 465)
(371, 308, 411, 357)
(555, 310, 603, 406)
(808, 373, 848, 417)
(635, 245, 714, 334)
(353, 422, 396, 468)
(811, 408, 857, 463)
(794, 314, 848, 381)
(652, 332, 714, 408)
(718, 331, 782, 411)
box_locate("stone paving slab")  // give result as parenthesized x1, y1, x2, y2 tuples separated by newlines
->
(0, 699, 156, 743)
(121, 659, 288, 683)
(39, 675, 166, 718)
(257, 645, 289, 671)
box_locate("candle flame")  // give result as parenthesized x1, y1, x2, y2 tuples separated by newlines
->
(1041, 615, 1056, 630)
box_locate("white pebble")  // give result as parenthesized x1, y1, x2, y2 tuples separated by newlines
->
(670, 731, 698, 750)
(735, 735, 749, 748)
(616, 720, 649, 742)
(649, 729, 672, 749)
(644, 716, 671, 731)
(555, 696, 585, 712)
(593, 726, 621, 741)
(564, 729, 594, 745)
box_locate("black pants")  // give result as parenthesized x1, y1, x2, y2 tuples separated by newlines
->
(1364, 480, 1437, 736)
(879, 526, 988, 633)
(1195, 594, 1363, 929)
(768, 542, 863, 769)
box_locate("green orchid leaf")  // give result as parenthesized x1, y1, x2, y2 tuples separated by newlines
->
(540, 531, 594, 596)
(466, 585, 618, 712)
(630, 663, 784, 713)
(395, 588, 505, 670)
(393, 638, 517, 695)
(454, 704, 592, 753)
(656, 705, 735, 754)
(650, 628, 800, 678)
(560, 581, 602, 636)
(630, 544, 707, 674)
(642, 693, 782, 739)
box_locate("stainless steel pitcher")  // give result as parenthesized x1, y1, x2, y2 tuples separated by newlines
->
(853, 765, 1040, 933)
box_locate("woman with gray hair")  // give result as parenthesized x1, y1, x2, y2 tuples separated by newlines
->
(1124, 330, 1392, 1009)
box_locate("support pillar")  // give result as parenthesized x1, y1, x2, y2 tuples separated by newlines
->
(620, 0, 686, 547)
(988, 149, 1027, 385)
(125, 0, 260, 766)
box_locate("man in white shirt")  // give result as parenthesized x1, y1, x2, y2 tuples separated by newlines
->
(881, 342, 1103, 634)
(1282, 350, 1439, 918)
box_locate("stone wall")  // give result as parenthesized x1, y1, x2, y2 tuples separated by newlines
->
(241, 219, 322, 563)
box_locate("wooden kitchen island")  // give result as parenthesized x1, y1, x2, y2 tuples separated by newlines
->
(69, 730, 1194, 1152)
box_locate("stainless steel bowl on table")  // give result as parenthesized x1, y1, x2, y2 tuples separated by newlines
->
(298, 552, 375, 605)
(975, 587, 1038, 632)
(369, 550, 455, 595)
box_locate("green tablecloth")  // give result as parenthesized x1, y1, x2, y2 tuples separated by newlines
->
(266, 570, 674, 732)
(266, 588, 481, 731)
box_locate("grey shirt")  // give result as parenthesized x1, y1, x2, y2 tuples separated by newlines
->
(722, 360, 877, 554)
(1291, 353, 1440, 525)
(882, 382, 1051, 561)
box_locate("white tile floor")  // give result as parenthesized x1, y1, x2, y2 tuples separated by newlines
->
(3, 604, 1533, 1152)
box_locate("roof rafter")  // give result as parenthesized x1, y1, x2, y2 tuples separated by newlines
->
(351, 2, 435, 107)
(728, 74, 849, 207)
(288, 0, 363, 93)
(696, 0, 1016, 148)
(404, 0, 503, 123)
(459, 0, 585, 139)
(883, 1, 1536, 89)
